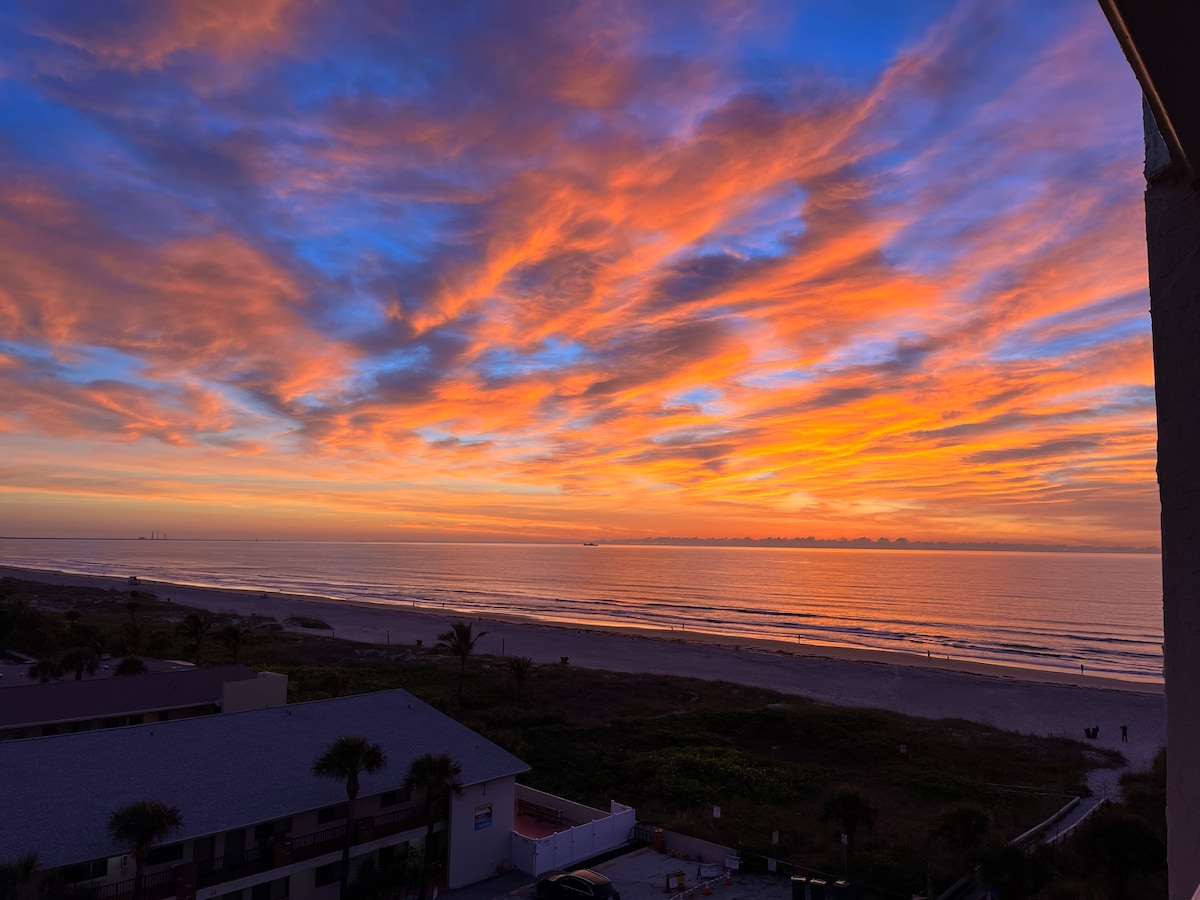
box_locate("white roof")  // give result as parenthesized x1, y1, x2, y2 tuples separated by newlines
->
(1, 688, 528, 867)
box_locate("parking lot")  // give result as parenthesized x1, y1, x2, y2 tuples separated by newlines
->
(443, 847, 797, 900)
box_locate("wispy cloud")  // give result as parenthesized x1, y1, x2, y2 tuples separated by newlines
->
(0, 0, 1154, 544)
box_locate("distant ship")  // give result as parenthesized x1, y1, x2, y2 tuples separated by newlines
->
(583, 542, 598, 546)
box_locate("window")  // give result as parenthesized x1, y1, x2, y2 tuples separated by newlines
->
(317, 803, 347, 824)
(380, 787, 412, 807)
(254, 817, 292, 842)
(193, 836, 216, 862)
(251, 878, 289, 900)
(145, 843, 183, 866)
(61, 859, 107, 883)
(314, 861, 342, 887)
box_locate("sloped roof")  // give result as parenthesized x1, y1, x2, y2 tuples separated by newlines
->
(0, 665, 257, 729)
(1, 688, 529, 868)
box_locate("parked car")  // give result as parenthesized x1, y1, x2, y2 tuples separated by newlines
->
(537, 869, 620, 900)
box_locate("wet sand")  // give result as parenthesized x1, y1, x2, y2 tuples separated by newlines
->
(0, 564, 1165, 771)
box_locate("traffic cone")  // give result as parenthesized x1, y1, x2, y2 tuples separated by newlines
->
(703, 884, 711, 896)
(663, 876, 672, 894)
(725, 873, 732, 886)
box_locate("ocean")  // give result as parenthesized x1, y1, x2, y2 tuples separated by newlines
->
(0, 539, 1163, 683)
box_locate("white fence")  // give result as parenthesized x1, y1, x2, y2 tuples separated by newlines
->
(509, 786, 636, 876)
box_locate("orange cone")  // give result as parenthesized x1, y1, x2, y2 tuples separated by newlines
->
(703, 884, 711, 896)
(725, 873, 732, 886)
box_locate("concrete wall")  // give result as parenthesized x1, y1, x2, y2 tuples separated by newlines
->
(222, 671, 288, 712)
(446, 777, 517, 887)
(646, 828, 734, 866)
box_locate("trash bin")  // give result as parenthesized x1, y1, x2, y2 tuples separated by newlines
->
(808, 879, 826, 900)
(652, 827, 664, 852)
(790, 875, 808, 900)
(832, 880, 851, 899)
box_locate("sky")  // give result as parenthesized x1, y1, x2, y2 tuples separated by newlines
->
(0, 0, 1157, 546)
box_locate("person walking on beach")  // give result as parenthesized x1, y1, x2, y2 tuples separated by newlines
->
(1121, 724, 1128, 742)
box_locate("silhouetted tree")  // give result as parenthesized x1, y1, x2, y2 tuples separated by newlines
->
(123, 618, 147, 656)
(821, 785, 875, 872)
(60, 646, 100, 681)
(177, 612, 212, 665)
(107, 800, 183, 900)
(508, 655, 533, 700)
(0, 851, 37, 900)
(404, 753, 463, 900)
(217, 624, 253, 663)
(27, 658, 63, 683)
(115, 656, 149, 676)
(312, 736, 387, 899)
(1074, 806, 1165, 899)
(437, 621, 488, 700)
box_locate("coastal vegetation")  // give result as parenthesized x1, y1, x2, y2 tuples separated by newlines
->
(0, 577, 1164, 898)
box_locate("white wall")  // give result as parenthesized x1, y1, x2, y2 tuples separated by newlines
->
(446, 778, 517, 888)
(508, 790, 636, 877)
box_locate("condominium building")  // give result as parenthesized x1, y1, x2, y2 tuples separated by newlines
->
(0, 688, 529, 899)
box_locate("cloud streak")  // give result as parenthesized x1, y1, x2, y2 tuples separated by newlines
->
(0, 0, 1156, 545)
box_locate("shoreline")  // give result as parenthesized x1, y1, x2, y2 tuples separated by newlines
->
(0, 563, 1167, 771)
(0, 563, 1160, 694)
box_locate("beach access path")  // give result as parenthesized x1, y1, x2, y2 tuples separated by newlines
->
(0, 565, 1165, 773)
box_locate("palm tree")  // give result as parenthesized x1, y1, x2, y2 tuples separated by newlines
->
(107, 800, 183, 900)
(59, 646, 100, 681)
(217, 623, 253, 663)
(115, 656, 149, 676)
(508, 656, 533, 700)
(123, 618, 147, 656)
(312, 736, 388, 898)
(27, 658, 62, 683)
(821, 784, 875, 875)
(437, 621, 488, 701)
(0, 851, 37, 900)
(177, 612, 212, 665)
(404, 753, 464, 900)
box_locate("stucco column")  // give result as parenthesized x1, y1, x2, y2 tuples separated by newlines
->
(1145, 105, 1200, 900)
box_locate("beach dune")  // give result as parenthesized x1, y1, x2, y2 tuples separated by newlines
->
(0, 564, 1165, 772)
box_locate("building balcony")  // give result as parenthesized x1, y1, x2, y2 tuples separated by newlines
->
(59, 809, 431, 900)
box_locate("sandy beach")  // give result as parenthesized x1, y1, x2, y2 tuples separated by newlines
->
(1, 564, 1165, 772)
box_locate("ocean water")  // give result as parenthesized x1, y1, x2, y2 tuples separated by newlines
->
(0, 539, 1163, 683)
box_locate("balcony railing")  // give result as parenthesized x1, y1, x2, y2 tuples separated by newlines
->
(373, 808, 427, 839)
(68, 810, 431, 899)
(291, 823, 347, 863)
(76, 869, 175, 900)
(195, 844, 274, 888)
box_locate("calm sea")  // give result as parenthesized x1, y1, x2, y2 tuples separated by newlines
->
(0, 539, 1163, 683)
